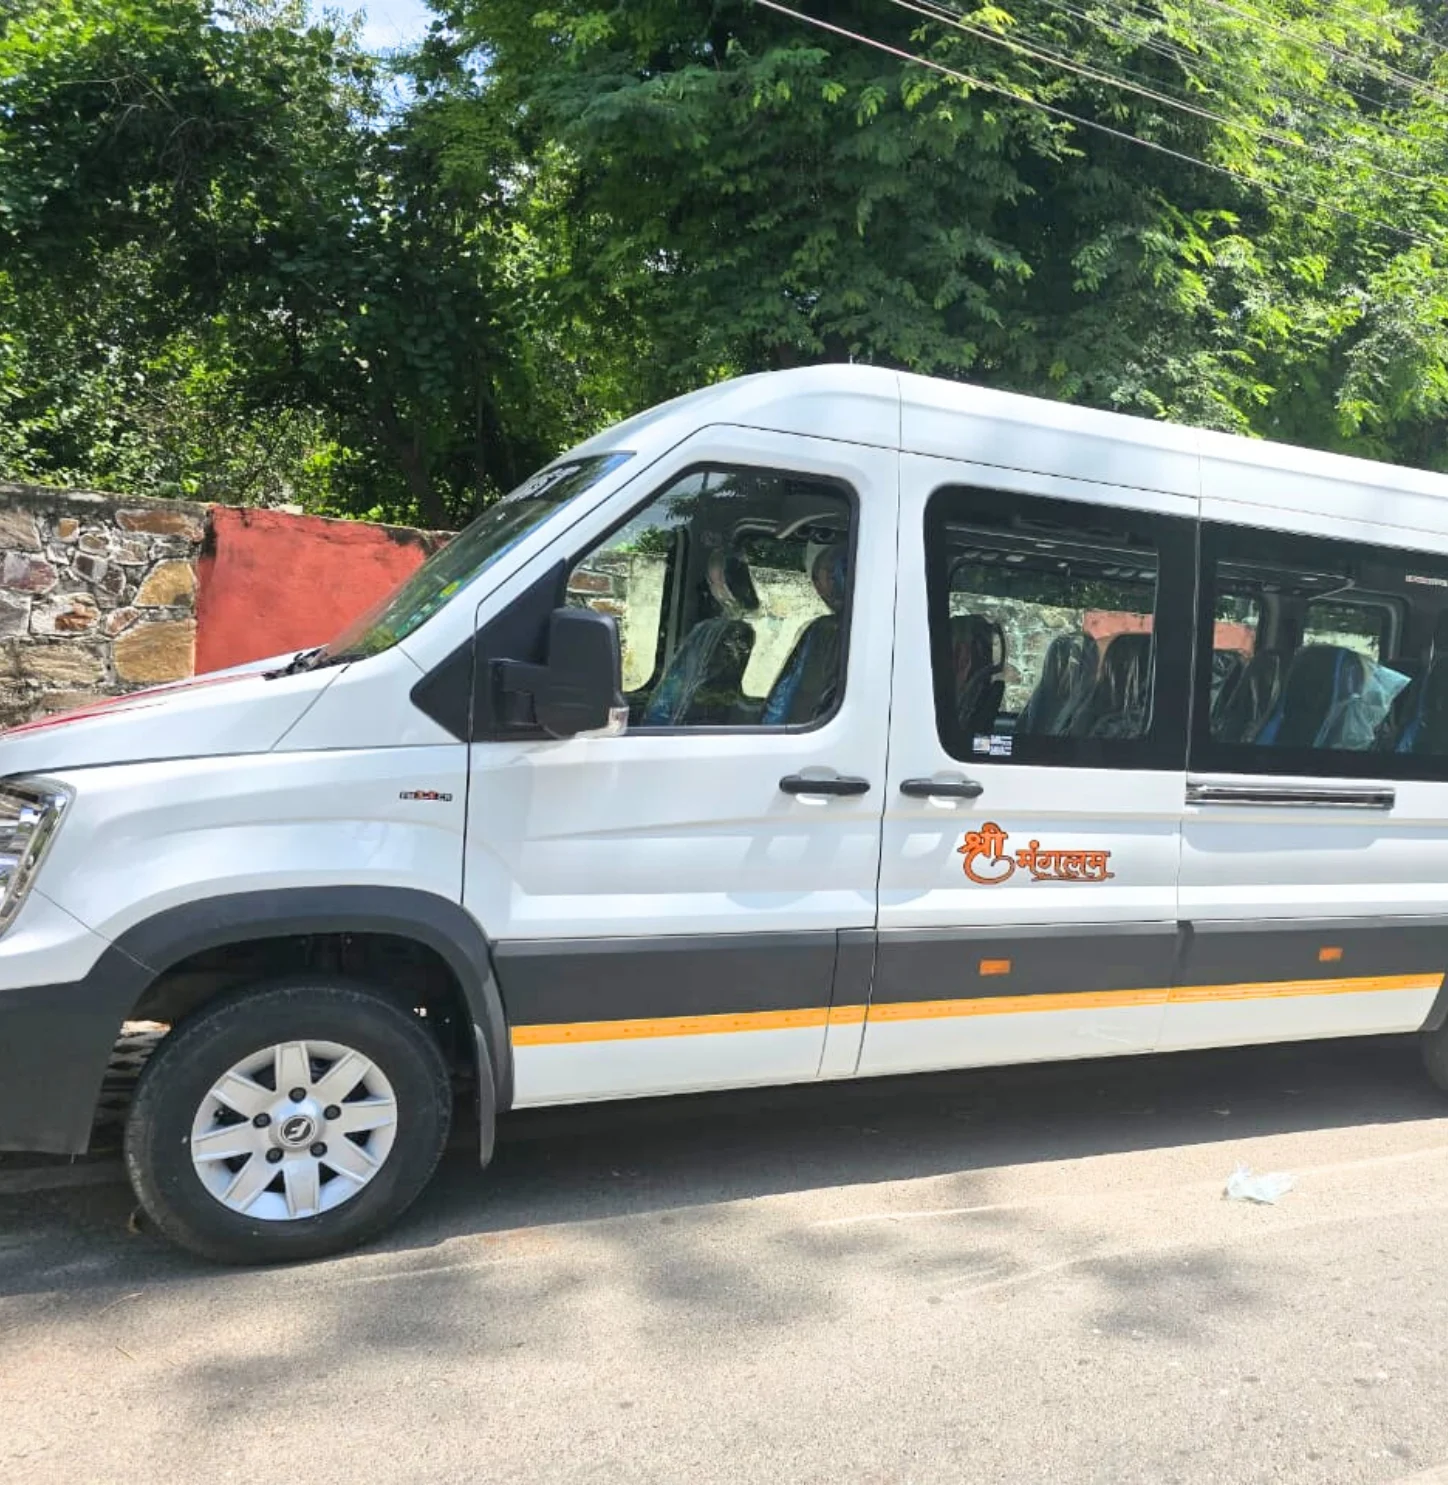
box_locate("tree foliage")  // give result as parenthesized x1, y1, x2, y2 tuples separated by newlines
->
(0, 0, 628, 524)
(2, 0, 1448, 525)
(452, 0, 1448, 456)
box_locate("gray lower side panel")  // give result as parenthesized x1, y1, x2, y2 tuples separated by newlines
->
(493, 931, 840, 1027)
(874, 923, 1179, 1004)
(492, 916, 1448, 1037)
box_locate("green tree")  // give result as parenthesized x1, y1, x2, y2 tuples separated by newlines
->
(438, 0, 1448, 463)
(6, 0, 1448, 526)
(0, 248, 330, 503)
(0, 0, 615, 524)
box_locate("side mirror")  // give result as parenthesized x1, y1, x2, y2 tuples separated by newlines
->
(494, 607, 625, 739)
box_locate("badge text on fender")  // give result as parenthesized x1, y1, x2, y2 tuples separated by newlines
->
(958, 822, 1114, 885)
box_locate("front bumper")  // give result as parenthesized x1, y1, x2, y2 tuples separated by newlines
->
(0, 892, 148, 1154)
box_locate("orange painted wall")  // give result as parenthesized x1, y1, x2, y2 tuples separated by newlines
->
(195, 506, 442, 673)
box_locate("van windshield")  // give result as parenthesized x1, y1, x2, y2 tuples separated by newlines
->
(321, 452, 634, 662)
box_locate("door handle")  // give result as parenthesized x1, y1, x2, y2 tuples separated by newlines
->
(899, 777, 985, 799)
(1186, 779, 1395, 810)
(779, 773, 872, 797)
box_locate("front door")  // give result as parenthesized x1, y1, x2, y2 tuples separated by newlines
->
(862, 453, 1197, 1077)
(465, 428, 897, 1105)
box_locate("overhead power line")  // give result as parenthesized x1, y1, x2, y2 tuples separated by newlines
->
(1036, 0, 1433, 152)
(1323, 0, 1448, 62)
(1190, 0, 1448, 111)
(752, 0, 1433, 247)
(898, 0, 1428, 188)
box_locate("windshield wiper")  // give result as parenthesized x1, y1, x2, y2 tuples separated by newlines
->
(272, 646, 325, 677)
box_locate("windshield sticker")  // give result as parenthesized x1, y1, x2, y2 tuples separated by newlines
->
(1406, 574, 1448, 587)
(971, 734, 1013, 757)
(958, 822, 1114, 885)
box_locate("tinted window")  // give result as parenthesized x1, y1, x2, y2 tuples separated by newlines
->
(568, 466, 854, 730)
(1192, 523, 1448, 778)
(925, 486, 1194, 770)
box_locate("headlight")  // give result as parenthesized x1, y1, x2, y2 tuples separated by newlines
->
(0, 777, 72, 935)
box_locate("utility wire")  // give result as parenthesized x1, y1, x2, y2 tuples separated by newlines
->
(752, 0, 1434, 246)
(899, 0, 1429, 187)
(1190, 0, 1448, 111)
(1323, 0, 1448, 61)
(1046, 0, 1433, 130)
(1037, 0, 1434, 150)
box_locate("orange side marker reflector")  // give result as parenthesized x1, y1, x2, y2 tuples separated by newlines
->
(1319, 946, 1343, 963)
(979, 958, 1012, 977)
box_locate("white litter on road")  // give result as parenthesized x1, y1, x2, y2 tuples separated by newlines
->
(1225, 1163, 1295, 1204)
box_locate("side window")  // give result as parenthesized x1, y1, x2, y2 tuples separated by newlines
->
(1193, 523, 1444, 777)
(567, 465, 854, 730)
(924, 485, 1194, 769)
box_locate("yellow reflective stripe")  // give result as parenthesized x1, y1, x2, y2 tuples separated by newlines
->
(1167, 972, 1442, 1004)
(826, 1003, 868, 1027)
(511, 1006, 831, 1047)
(870, 987, 1168, 1022)
(874, 973, 1443, 1023)
(509, 972, 1445, 1045)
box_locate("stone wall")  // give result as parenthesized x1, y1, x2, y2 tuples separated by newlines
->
(0, 486, 205, 728)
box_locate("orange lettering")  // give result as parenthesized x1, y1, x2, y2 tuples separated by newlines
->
(959, 826, 1115, 885)
(958, 822, 1015, 885)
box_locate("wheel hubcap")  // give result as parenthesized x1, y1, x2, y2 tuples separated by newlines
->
(278, 1112, 317, 1146)
(189, 1039, 398, 1221)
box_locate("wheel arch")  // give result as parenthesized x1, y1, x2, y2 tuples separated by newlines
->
(115, 887, 513, 1123)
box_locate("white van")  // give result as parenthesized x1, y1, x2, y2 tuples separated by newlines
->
(5, 365, 1448, 1262)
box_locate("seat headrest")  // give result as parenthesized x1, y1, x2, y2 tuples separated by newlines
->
(1098, 632, 1152, 693)
(810, 543, 849, 613)
(950, 615, 1000, 670)
(1282, 645, 1367, 708)
(706, 550, 759, 615)
(1268, 644, 1368, 748)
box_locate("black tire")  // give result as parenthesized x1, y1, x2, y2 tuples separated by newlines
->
(1424, 1020, 1448, 1096)
(124, 978, 452, 1265)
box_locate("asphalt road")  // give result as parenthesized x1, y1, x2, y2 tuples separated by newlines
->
(6, 1036, 1448, 1485)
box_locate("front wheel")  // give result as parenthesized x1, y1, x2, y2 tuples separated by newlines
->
(124, 979, 452, 1264)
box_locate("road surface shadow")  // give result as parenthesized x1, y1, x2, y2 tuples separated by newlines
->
(0, 1033, 1442, 1296)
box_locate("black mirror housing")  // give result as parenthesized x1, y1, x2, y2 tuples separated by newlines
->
(494, 607, 624, 738)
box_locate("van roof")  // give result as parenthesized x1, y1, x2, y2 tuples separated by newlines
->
(574, 364, 1448, 543)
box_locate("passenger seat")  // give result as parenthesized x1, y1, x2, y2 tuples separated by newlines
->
(1210, 649, 1246, 710)
(1399, 659, 1448, 755)
(1211, 650, 1285, 744)
(1071, 633, 1153, 738)
(1378, 657, 1422, 750)
(641, 618, 754, 726)
(949, 615, 1005, 735)
(1016, 632, 1097, 737)
(1254, 645, 1367, 748)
